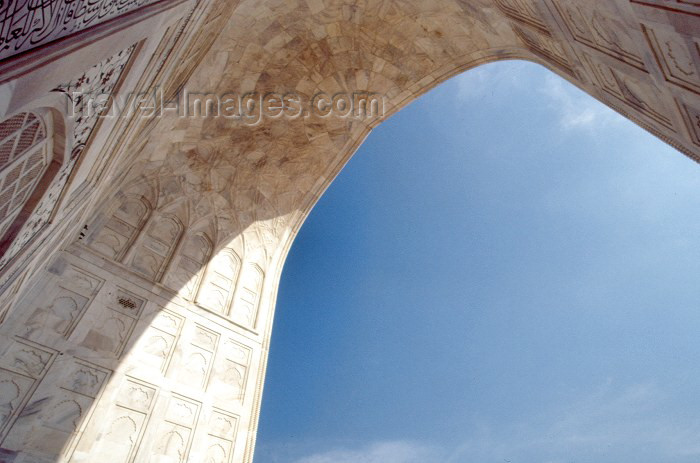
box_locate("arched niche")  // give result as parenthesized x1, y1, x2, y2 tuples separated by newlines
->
(0, 108, 67, 258)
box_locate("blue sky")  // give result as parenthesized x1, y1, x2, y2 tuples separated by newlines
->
(255, 61, 700, 463)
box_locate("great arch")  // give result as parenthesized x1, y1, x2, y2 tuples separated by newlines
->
(0, 0, 697, 461)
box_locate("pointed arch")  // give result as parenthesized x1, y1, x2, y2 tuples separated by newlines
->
(128, 214, 184, 282)
(88, 195, 152, 261)
(163, 231, 213, 299)
(0, 109, 67, 258)
(231, 263, 264, 329)
(196, 248, 241, 315)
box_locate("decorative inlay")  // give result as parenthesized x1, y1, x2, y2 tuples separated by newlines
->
(0, 0, 161, 60)
(0, 44, 136, 269)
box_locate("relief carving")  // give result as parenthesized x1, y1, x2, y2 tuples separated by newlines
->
(197, 250, 241, 314)
(209, 410, 238, 441)
(181, 351, 211, 389)
(154, 427, 187, 461)
(0, 339, 56, 442)
(80, 312, 133, 356)
(146, 395, 200, 462)
(70, 378, 157, 462)
(0, 376, 31, 433)
(231, 264, 264, 329)
(129, 215, 183, 282)
(0, 45, 137, 269)
(0, 338, 55, 378)
(677, 100, 700, 147)
(583, 53, 676, 130)
(164, 233, 212, 299)
(209, 340, 251, 403)
(60, 361, 110, 399)
(90, 196, 151, 260)
(128, 309, 183, 375)
(645, 26, 700, 94)
(103, 415, 139, 462)
(494, 0, 552, 35)
(44, 399, 83, 433)
(173, 325, 219, 390)
(23, 265, 103, 340)
(204, 441, 229, 463)
(630, 0, 700, 16)
(0, 357, 111, 459)
(78, 283, 143, 357)
(551, 1, 647, 71)
(512, 25, 575, 75)
(26, 291, 88, 338)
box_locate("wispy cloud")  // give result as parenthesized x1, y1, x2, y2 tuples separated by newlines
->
(290, 441, 443, 463)
(540, 73, 622, 130)
(272, 382, 700, 463)
(455, 61, 623, 130)
(454, 61, 531, 101)
(445, 382, 700, 463)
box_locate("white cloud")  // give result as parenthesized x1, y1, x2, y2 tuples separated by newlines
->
(291, 441, 442, 463)
(444, 382, 700, 462)
(280, 383, 700, 463)
(540, 73, 622, 130)
(455, 61, 531, 101)
(454, 61, 624, 130)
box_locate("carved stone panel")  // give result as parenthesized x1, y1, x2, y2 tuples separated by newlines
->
(77, 286, 144, 358)
(208, 339, 251, 404)
(24, 265, 103, 341)
(90, 197, 151, 261)
(197, 408, 239, 463)
(1, 358, 111, 460)
(70, 377, 158, 463)
(513, 25, 575, 75)
(0, 44, 137, 270)
(644, 25, 700, 94)
(494, 0, 552, 35)
(174, 325, 219, 391)
(129, 216, 183, 282)
(583, 52, 677, 130)
(231, 265, 264, 330)
(551, 1, 648, 71)
(0, 338, 56, 441)
(164, 233, 212, 300)
(141, 394, 201, 463)
(197, 250, 241, 315)
(677, 99, 700, 147)
(631, 0, 700, 16)
(128, 309, 184, 376)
